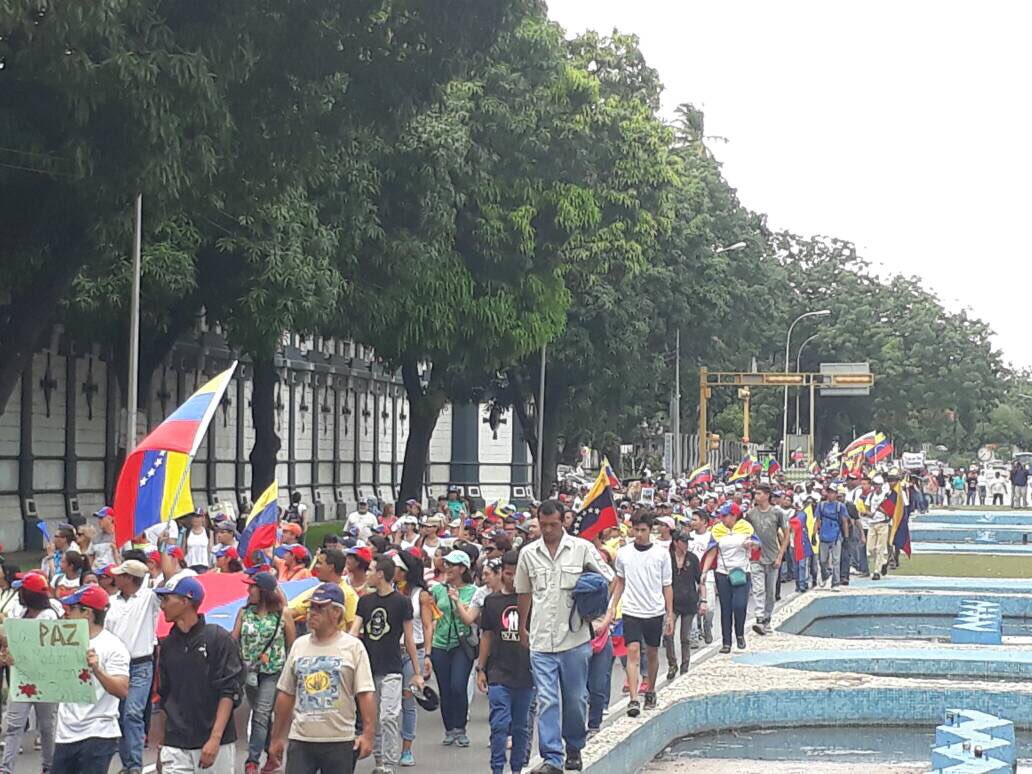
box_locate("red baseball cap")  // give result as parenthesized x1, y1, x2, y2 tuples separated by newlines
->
(346, 546, 373, 565)
(214, 546, 239, 560)
(146, 550, 162, 564)
(287, 545, 309, 561)
(13, 571, 49, 594)
(165, 546, 185, 560)
(61, 584, 110, 611)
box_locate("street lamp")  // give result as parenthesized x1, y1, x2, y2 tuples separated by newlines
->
(714, 241, 748, 254)
(794, 333, 818, 434)
(782, 309, 831, 466)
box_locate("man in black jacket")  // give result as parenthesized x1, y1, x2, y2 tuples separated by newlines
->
(153, 576, 244, 773)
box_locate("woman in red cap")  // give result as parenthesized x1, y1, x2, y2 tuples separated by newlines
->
(0, 571, 59, 773)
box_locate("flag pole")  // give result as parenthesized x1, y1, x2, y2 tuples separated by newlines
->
(127, 193, 143, 449)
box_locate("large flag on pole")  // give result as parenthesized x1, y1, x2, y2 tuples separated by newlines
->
(571, 468, 618, 541)
(728, 454, 753, 483)
(239, 481, 280, 567)
(687, 464, 713, 487)
(883, 479, 913, 557)
(113, 363, 237, 544)
(842, 431, 878, 457)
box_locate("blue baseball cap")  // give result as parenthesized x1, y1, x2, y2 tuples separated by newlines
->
(154, 575, 205, 603)
(310, 582, 345, 608)
(244, 563, 273, 576)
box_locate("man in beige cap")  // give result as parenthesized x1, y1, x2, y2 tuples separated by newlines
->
(105, 558, 161, 774)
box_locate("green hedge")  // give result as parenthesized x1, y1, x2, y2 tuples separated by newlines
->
(303, 520, 346, 550)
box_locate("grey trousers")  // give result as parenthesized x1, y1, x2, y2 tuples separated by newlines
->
(373, 673, 403, 767)
(818, 539, 842, 586)
(749, 562, 779, 622)
(1, 701, 56, 774)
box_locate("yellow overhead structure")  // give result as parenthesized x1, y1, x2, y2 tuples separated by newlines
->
(697, 368, 876, 465)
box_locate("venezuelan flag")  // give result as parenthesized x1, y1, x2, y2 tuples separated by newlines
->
(728, 454, 753, 482)
(602, 457, 622, 490)
(239, 481, 281, 567)
(113, 450, 196, 544)
(134, 364, 236, 455)
(113, 363, 236, 544)
(687, 464, 713, 487)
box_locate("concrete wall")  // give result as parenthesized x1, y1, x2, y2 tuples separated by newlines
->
(0, 330, 533, 550)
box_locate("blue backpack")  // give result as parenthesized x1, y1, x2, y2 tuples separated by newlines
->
(569, 571, 610, 632)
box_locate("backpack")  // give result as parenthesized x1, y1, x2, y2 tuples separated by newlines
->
(569, 571, 610, 633)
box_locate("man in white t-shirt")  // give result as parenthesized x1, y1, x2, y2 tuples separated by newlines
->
(346, 498, 379, 541)
(53, 584, 130, 773)
(686, 509, 715, 645)
(603, 513, 673, 717)
(106, 558, 161, 773)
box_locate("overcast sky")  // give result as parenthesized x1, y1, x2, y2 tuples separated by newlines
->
(547, 0, 1032, 368)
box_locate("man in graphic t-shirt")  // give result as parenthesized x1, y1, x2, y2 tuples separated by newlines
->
(478, 551, 534, 774)
(269, 583, 376, 773)
(351, 557, 423, 773)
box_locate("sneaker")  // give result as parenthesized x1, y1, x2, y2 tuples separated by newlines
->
(627, 699, 641, 717)
(736, 636, 747, 650)
(586, 727, 600, 740)
(719, 644, 731, 654)
(245, 764, 260, 774)
(399, 750, 415, 767)
(456, 733, 471, 748)
(872, 573, 881, 580)
(679, 663, 690, 675)
(643, 691, 657, 710)
(703, 631, 713, 644)
(564, 749, 583, 771)
(752, 622, 766, 636)
(442, 731, 456, 746)
(667, 665, 678, 681)
(638, 680, 649, 694)
(530, 765, 563, 774)
(762, 622, 773, 635)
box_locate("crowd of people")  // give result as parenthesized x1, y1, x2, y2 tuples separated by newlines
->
(0, 467, 923, 774)
(923, 461, 1031, 508)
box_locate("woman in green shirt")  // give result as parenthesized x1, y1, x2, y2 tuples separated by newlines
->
(429, 549, 477, 748)
(231, 571, 295, 774)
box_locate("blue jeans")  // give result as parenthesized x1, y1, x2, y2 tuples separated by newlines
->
(715, 572, 750, 646)
(245, 671, 279, 764)
(53, 736, 118, 774)
(430, 646, 473, 733)
(119, 658, 153, 770)
(401, 645, 424, 742)
(529, 641, 591, 768)
(487, 684, 534, 774)
(587, 638, 613, 730)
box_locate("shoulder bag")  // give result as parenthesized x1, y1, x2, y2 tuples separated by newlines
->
(716, 540, 748, 587)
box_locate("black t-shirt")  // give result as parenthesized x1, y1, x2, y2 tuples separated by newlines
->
(357, 590, 412, 676)
(480, 592, 533, 689)
(671, 551, 702, 615)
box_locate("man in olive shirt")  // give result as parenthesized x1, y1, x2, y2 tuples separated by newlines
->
(515, 500, 613, 773)
(745, 484, 789, 635)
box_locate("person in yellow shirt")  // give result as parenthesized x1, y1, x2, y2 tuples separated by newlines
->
(287, 548, 358, 632)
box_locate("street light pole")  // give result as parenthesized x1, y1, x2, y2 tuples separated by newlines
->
(672, 329, 681, 475)
(534, 344, 546, 498)
(794, 333, 818, 434)
(126, 193, 143, 450)
(782, 310, 830, 466)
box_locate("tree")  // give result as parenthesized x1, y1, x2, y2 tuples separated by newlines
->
(0, 0, 233, 412)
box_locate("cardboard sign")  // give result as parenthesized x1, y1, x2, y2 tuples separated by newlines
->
(902, 452, 926, 471)
(639, 487, 656, 505)
(5, 618, 94, 703)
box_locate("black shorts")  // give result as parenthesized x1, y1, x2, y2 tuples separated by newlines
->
(622, 614, 664, 648)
